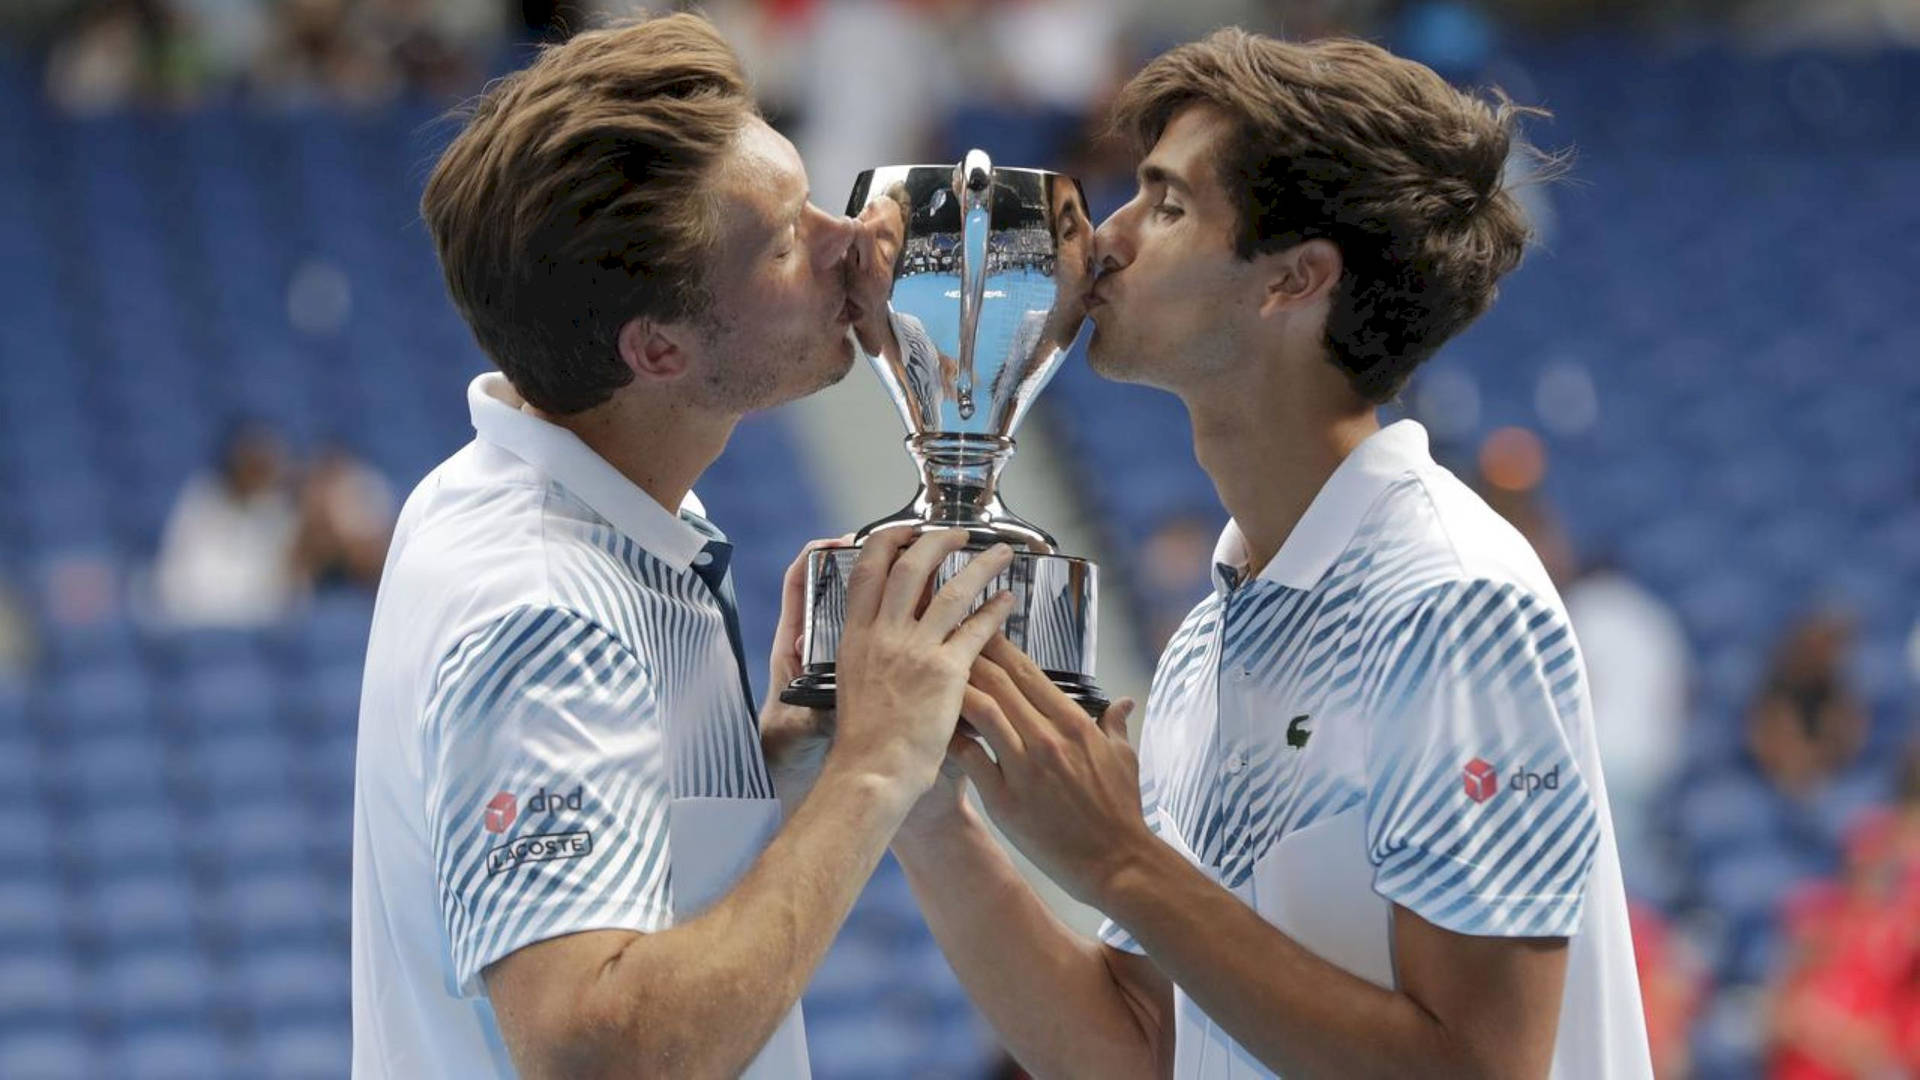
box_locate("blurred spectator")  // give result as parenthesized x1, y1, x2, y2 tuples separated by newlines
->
(293, 443, 396, 590)
(152, 420, 300, 627)
(1631, 900, 1708, 1080)
(1136, 510, 1219, 653)
(1764, 749, 1920, 1079)
(0, 576, 37, 682)
(44, 0, 205, 112)
(1747, 611, 1870, 800)
(39, 0, 499, 112)
(1475, 426, 1576, 583)
(254, 0, 490, 106)
(1565, 557, 1692, 904)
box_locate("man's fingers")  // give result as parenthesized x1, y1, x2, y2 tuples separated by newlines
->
(946, 730, 1004, 803)
(981, 634, 1086, 727)
(844, 528, 911, 628)
(1097, 698, 1138, 745)
(878, 529, 971, 622)
(945, 590, 1014, 660)
(919, 543, 1013, 637)
(968, 648, 1055, 750)
(959, 683, 1023, 762)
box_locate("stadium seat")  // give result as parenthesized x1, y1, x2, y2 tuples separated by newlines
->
(0, 1028, 99, 1080)
(85, 872, 199, 949)
(248, 1021, 350, 1080)
(95, 947, 216, 1024)
(0, 880, 66, 945)
(112, 1025, 233, 1080)
(0, 949, 84, 1020)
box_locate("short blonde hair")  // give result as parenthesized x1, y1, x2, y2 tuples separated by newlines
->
(1112, 30, 1544, 403)
(422, 13, 754, 414)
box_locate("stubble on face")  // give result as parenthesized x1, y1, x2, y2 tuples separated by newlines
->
(686, 120, 859, 414)
(684, 299, 856, 414)
(1085, 105, 1250, 393)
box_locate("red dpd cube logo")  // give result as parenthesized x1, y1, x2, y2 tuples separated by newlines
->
(484, 792, 518, 834)
(1462, 758, 1499, 803)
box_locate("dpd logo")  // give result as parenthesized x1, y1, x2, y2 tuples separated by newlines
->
(483, 792, 517, 834)
(1461, 758, 1498, 803)
(527, 786, 584, 813)
(1509, 765, 1561, 796)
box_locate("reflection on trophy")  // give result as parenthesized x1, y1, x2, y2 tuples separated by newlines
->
(780, 149, 1108, 715)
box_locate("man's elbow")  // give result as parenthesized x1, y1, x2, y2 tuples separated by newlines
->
(503, 1007, 720, 1080)
(491, 956, 719, 1080)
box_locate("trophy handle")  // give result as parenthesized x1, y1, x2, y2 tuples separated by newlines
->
(954, 149, 993, 423)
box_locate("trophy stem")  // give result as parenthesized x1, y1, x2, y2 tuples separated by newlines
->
(884, 433, 1047, 551)
(911, 432, 1009, 519)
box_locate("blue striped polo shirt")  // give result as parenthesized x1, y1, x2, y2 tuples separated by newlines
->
(1098, 420, 1651, 1079)
(351, 373, 806, 1079)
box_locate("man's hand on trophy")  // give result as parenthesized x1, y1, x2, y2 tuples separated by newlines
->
(830, 529, 1015, 806)
(761, 536, 850, 813)
(846, 193, 906, 357)
(945, 635, 1150, 908)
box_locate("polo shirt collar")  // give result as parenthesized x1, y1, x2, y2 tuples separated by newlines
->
(467, 373, 709, 570)
(1212, 419, 1432, 594)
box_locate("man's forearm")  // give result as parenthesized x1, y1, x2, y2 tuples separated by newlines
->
(892, 803, 1160, 1080)
(1101, 844, 1466, 1080)
(569, 762, 914, 1078)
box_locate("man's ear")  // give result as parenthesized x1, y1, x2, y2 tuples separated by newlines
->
(617, 317, 692, 382)
(1258, 238, 1342, 318)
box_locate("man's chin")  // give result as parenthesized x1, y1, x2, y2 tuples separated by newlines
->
(826, 331, 859, 382)
(784, 336, 861, 404)
(1086, 331, 1141, 384)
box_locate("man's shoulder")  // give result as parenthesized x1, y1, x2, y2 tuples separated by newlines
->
(374, 442, 656, 683)
(388, 443, 555, 609)
(1341, 465, 1564, 620)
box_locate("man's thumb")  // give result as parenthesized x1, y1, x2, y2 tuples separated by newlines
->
(1098, 698, 1137, 744)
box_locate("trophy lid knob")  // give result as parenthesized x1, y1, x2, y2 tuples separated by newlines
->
(960, 149, 992, 196)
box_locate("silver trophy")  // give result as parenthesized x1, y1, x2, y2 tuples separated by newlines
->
(781, 150, 1106, 715)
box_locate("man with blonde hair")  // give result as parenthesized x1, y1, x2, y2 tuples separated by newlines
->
(350, 13, 1013, 1078)
(893, 30, 1654, 1079)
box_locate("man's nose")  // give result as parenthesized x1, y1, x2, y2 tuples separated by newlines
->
(1092, 212, 1131, 274)
(813, 207, 859, 273)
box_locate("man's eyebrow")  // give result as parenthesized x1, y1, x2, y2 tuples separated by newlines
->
(1137, 163, 1190, 193)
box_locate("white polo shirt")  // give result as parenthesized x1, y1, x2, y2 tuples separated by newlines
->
(351, 373, 808, 1078)
(1100, 420, 1650, 1079)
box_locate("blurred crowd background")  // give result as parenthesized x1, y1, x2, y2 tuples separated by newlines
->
(0, 0, 1917, 1077)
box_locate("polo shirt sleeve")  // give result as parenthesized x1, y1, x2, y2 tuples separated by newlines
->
(1358, 580, 1599, 939)
(422, 604, 673, 996)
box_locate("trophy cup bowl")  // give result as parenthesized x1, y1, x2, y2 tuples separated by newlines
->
(780, 149, 1108, 716)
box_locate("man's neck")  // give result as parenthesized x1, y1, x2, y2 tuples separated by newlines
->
(537, 394, 734, 518)
(1185, 371, 1377, 582)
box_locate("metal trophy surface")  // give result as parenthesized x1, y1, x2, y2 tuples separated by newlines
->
(780, 150, 1107, 715)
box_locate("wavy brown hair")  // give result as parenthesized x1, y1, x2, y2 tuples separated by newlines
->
(422, 13, 755, 414)
(1112, 30, 1548, 404)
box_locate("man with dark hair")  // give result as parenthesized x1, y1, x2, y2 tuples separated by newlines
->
(351, 13, 1013, 1078)
(890, 30, 1653, 1079)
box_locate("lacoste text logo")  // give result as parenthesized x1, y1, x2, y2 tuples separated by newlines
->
(1286, 715, 1312, 749)
(486, 831, 593, 875)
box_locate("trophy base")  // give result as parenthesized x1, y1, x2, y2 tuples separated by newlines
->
(782, 543, 1104, 719)
(781, 667, 1109, 719)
